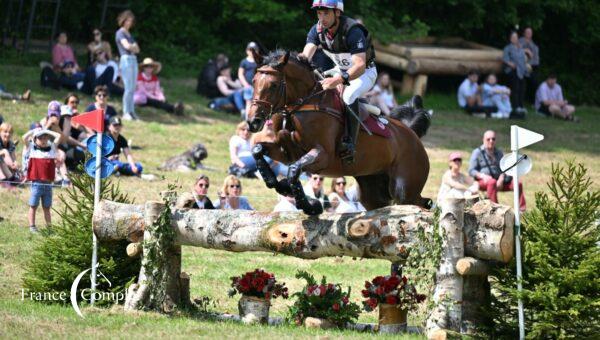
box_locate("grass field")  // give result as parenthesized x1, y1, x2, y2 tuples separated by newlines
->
(1, 62, 599, 339)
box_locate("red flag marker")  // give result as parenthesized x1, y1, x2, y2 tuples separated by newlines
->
(72, 109, 104, 132)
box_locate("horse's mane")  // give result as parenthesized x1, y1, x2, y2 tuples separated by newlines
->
(264, 49, 314, 71)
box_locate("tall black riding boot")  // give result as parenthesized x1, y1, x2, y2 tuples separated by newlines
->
(341, 100, 360, 165)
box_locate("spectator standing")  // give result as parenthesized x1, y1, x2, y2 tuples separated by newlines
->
(134, 58, 184, 115)
(481, 74, 512, 119)
(328, 176, 366, 213)
(105, 117, 143, 176)
(39, 101, 70, 185)
(229, 121, 256, 177)
(238, 42, 259, 118)
(22, 128, 61, 233)
(519, 27, 540, 101)
(115, 10, 140, 120)
(367, 72, 397, 115)
(503, 31, 529, 115)
(457, 70, 496, 116)
(85, 85, 118, 128)
(215, 175, 254, 210)
(197, 53, 229, 98)
(468, 130, 526, 211)
(437, 151, 479, 204)
(535, 74, 577, 121)
(87, 28, 114, 65)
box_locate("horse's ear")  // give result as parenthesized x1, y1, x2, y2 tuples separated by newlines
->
(252, 49, 264, 66)
(277, 51, 290, 67)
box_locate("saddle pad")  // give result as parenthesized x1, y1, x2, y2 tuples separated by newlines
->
(362, 116, 391, 138)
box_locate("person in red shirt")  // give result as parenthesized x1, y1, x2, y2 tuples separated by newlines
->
(22, 128, 61, 233)
(134, 58, 183, 115)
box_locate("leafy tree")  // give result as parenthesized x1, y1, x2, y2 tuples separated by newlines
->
(487, 161, 600, 338)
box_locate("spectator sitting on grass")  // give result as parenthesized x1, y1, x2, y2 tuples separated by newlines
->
(535, 74, 577, 122)
(85, 85, 118, 128)
(366, 72, 397, 115)
(468, 130, 526, 211)
(0, 84, 31, 102)
(134, 58, 184, 115)
(82, 47, 123, 96)
(229, 121, 257, 178)
(437, 151, 479, 205)
(57, 94, 87, 170)
(238, 42, 260, 118)
(57, 61, 85, 92)
(457, 70, 497, 117)
(328, 177, 365, 213)
(481, 74, 512, 119)
(105, 117, 143, 177)
(0, 123, 21, 184)
(209, 64, 246, 116)
(250, 119, 293, 179)
(87, 28, 114, 65)
(302, 174, 332, 212)
(197, 53, 229, 98)
(21, 128, 62, 233)
(176, 174, 215, 209)
(52, 32, 80, 72)
(215, 175, 254, 210)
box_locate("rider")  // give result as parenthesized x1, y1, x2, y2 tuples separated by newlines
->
(299, 0, 377, 164)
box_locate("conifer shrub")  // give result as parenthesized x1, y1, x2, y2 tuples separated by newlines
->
(23, 170, 140, 306)
(487, 162, 599, 338)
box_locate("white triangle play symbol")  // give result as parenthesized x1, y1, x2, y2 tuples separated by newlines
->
(511, 125, 544, 150)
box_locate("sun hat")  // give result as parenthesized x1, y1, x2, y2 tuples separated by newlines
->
(33, 128, 59, 141)
(246, 41, 258, 51)
(47, 100, 61, 117)
(448, 151, 462, 161)
(139, 57, 162, 74)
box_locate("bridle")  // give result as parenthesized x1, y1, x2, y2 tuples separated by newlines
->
(250, 65, 326, 122)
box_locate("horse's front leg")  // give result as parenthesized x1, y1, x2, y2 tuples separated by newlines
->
(288, 146, 329, 215)
(252, 143, 293, 196)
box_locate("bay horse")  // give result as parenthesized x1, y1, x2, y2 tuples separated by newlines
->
(247, 50, 431, 215)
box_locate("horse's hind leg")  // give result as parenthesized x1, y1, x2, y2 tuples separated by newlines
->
(252, 143, 292, 196)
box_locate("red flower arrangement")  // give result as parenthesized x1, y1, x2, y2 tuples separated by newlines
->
(361, 274, 425, 312)
(228, 269, 288, 300)
(289, 271, 361, 326)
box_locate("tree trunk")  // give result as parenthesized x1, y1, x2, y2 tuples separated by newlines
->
(456, 257, 491, 334)
(413, 74, 428, 96)
(94, 199, 513, 263)
(426, 198, 464, 337)
(373, 41, 409, 57)
(404, 47, 502, 61)
(400, 75, 415, 95)
(375, 50, 409, 70)
(407, 58, 502, 76)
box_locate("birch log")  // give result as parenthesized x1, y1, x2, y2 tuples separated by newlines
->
(456, 257, 491, 334)
(93, 199, 513, 263)
(407, 58, 502, 75)
(375, 51, 409, 70)
(426, 198, 465, 338)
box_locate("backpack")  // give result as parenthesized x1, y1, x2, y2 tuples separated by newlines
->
(196, 60, 220, 98)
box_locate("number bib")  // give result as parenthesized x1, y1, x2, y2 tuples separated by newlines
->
(323, 50, 353, 70)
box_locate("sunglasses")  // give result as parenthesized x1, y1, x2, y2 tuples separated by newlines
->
(197, 183, 209, 189)
(312, 177, 324, 181)
(96, 93, 107, 98)
(229, 184, 241, 189)
(335, 182, 346, 186)
(486, 137, 496, 141)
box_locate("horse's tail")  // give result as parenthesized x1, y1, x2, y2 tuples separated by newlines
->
(389, 96, 431, 138)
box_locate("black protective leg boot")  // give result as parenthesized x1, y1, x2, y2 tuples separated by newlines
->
(340, 100, 360, 165)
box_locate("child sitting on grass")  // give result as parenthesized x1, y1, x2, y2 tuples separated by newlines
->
(22, 128, 61, 233)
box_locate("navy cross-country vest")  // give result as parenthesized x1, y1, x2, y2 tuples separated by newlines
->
(317, 15, 376, 70)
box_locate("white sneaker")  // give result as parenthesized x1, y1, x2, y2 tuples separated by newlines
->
(491, 112, 504, 119)
(141, 174, 158, 181)
(130, 112, 141, 121)
(122, 113, 134, 121)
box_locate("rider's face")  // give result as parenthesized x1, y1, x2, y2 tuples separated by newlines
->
(317, 9, 337, 29)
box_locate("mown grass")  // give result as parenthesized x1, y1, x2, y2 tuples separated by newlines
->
(0, 61, 599, 339)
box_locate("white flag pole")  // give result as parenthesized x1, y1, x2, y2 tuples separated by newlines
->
(90, 128, 103, 305)
(511, 125, 525, 339)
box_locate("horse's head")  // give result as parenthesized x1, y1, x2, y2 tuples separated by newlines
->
(246, 50, 317, 133)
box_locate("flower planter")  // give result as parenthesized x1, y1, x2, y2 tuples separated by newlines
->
(378, 303, 408, 334)
(238, 295, 270, 324)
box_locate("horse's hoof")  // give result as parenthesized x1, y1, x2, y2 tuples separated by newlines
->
(251, 144, 264, 158)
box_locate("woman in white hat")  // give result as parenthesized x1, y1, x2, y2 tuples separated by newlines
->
(134, 57, 183, 115)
